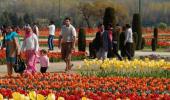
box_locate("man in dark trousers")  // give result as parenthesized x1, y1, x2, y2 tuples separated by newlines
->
(108, 24, 122, 60)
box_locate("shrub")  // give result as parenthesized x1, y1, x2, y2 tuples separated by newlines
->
(153, 27, 158, 45)
(133, 32, 138, 50)
(132, 13, 142, 50)
(141, 37, 145, 50)
(103, 7, 116, 29)
(151, 38, 157, 51)
(78, 28, 86, 52)
(158, 22, 167, 30)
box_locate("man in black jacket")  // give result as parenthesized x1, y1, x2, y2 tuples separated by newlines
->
(93, 23, 105, 59)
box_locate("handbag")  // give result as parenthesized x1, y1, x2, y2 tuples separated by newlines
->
(13, 56, 26, 73)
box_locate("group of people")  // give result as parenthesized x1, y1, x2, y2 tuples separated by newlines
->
(0, 17, 77, 77)
(93, 23, 133, 60)
(0, 16, 134, 77)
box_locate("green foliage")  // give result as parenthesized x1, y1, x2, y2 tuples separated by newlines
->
(158, 22, 167, 30)
(0, 11, 12, 26)
(18, 17, 25, 27)
(78, 28, 86, 52)
(23, 13, 33, 24)
(10, 13, 19, 26)
(79, 69, 170, 78)
(103, 7, 116, 29)
(132, 13, 142, 50)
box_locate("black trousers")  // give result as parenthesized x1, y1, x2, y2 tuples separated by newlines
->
(108, 42, 122, 60)
(124, 43, 133, 60)
(40, 67, 48, 73)
(112, 43, 122, 60)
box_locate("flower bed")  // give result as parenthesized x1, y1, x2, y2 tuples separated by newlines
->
(139, 54, 170, 61)
(79, 58, 170, 78)
(0, 73, 170, 99)
(0, 50, 87, 65)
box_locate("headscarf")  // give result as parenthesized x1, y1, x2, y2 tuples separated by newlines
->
(24, 25, 33, 39)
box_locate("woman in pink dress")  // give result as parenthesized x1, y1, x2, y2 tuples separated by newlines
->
(21, 26, 39, 74)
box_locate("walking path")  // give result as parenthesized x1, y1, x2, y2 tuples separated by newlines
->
(0, 51, 170, 75)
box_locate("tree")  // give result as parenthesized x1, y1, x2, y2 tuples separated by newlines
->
(79, 2, 94, 28)
(23, 13, 33, 25)
(132, 13, 142, 50)
(18, 17, 25, 27)
(0, 11, 12, 26)
(103, 7, 116, 29)
(10, 13, 19, 26)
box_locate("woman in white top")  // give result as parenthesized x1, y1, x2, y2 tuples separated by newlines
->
(21, 26, 39, 74)
(124, 24, 133, 60)
(48, 21, 55, 51)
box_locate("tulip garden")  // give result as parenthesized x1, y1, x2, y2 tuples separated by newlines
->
(0, 28, 170, 100)
(0, 57, 170, 99)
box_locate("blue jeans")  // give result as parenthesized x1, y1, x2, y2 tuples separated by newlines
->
(48, 35, 54, 50)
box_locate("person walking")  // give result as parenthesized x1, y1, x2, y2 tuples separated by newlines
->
(0, 27, 3, 47)
(21, 26, 39, 74)
(48, 21, 55, 51)
(93, 23, 105, 60)
(119, 26, 126, 57)
(107, 24, 122, 60)
(58, 17, 76, 72)
(1, 26, 20, 77)
(124, 24, 133, 60)
(95, 23, 110, 60)
(39, 49, 49, 73)
(33, 23, 39, 37)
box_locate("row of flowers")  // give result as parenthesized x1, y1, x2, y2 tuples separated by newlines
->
(0, 50, 87, 65)
(38, 40, 92, 46)
(17, 27, 170, 37)
(140, 54, 170, 62)
(19, 28, 98, 37)
(0, 73, 170, 99)
(145, 41, 170, 47)
(81, 58, 170, 74)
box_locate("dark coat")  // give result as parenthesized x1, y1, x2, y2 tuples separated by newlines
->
(93, 31, 103, 51)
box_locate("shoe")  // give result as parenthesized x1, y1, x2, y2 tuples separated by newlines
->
(65, 66, 69, 72)
(68, 64, 74, 70)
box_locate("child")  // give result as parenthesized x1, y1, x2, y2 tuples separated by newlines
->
(39, 49, 49, 73)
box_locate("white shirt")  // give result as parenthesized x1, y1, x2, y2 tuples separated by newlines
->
(60, 24, 76, 42)
(21, 33, 39, 52)
(33, 25, 39, 36)
(48, 24, 55, 36)
(39, 55, 49, 67)
(124, 28, 133, 44)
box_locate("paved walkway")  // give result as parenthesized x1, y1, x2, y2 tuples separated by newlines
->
(0, 51, 170, 75)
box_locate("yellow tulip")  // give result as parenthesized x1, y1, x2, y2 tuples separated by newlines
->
(58, 97, 65, 100)
(29, 91, 36, 100)
(12, 92, 21, 100)
(20, 94, 25, 100)
(82, 97, 88, 100)
(37, 94, 45, 100)
(47, 93, 55, 100)
(24, 95, 30, 100)
(0, 94, 3, 100)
